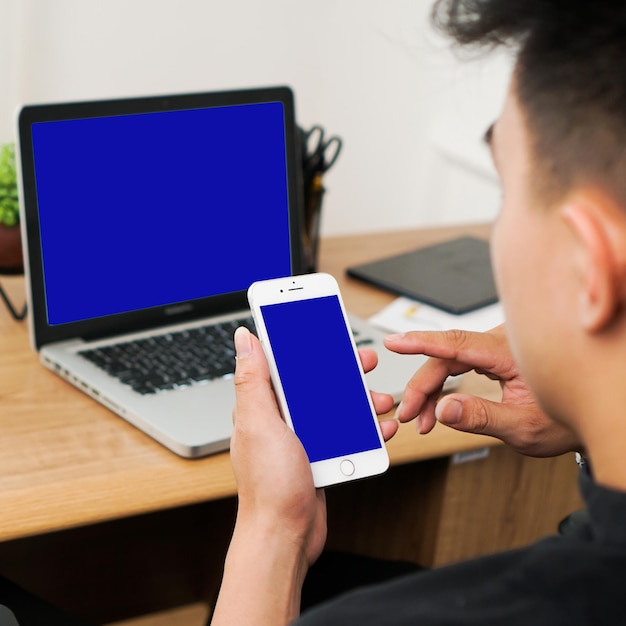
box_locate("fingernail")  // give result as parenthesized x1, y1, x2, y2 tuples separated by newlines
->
(416, 414, 425, 434)
(381, 416, 401, 427)
(436, 398, 462, 424)
(394, 401, 404, 421)
(234, 326, 252, 359)
(384, 333, 404, 343)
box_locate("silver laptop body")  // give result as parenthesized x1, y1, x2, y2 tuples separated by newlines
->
(17, 87, 304, 458)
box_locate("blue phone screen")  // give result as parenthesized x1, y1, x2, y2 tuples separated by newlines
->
(260, 295, 382, 463)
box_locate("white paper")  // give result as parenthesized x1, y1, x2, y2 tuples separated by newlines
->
(369, 296, 505, 335)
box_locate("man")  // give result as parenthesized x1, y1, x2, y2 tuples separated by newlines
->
(211, 0, 626, 623)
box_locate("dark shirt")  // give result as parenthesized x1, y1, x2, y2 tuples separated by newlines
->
(297, 469, 626, 625)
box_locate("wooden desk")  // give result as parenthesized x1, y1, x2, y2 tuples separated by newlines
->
(0, 224, 583, 623)
(0, 223, 498, 543)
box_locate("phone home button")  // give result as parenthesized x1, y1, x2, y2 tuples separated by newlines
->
(340, 459, 355, 476)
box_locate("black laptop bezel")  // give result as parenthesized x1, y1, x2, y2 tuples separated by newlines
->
(18, 86, 305, 350)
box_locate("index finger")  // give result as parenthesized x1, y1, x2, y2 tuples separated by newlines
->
(383, 325, 513, 378)
(357, 348, 378, 374)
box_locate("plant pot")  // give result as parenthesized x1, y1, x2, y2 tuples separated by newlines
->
(0, 223, 24, 274)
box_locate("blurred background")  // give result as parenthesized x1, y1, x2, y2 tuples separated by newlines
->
(0, 0, 512, 236)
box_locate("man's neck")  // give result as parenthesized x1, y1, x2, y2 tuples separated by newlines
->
(576, 397, 626, 492)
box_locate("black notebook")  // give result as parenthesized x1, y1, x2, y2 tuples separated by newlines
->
(346, 236, 498, 315)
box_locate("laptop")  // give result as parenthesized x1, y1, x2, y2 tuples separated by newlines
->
(16, 86, 430, 458)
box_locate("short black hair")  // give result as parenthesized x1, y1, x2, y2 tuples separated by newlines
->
(432, 0, 626, 207)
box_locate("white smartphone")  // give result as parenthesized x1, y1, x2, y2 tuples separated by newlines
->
(247, 272, 389, 487)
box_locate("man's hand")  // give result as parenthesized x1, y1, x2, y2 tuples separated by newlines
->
(212, 326, 326, 626)
(230, 325, 326, 567)
(229, 330, 396, 563)
(383, 325, 581, 457)
(211, 327, 396, 626)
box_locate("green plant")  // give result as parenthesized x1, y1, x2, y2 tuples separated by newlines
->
(0, 143, 19, 227)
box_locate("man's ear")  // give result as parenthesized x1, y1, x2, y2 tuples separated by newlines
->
(560, 194, 626, 333)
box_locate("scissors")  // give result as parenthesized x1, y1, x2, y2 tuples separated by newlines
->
(303, 125, 343, 174)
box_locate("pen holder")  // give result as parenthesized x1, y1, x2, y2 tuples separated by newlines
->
(302, 169, 326, 273)
(298, 124, 342, 273)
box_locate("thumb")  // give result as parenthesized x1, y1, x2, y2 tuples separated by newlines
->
(233, 326, 278, 424)
(435, 393, 518, 440)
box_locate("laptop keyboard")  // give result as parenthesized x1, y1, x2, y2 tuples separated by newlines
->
(79, 316, 375, 396)
(79, 316, 256, 395)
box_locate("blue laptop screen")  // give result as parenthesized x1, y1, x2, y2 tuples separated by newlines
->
(30, 101, 292, 326)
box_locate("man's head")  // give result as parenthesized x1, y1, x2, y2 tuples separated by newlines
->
(432, 0, 626, 475)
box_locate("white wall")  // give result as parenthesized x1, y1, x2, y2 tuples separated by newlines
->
(1, 0, 512, 235)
